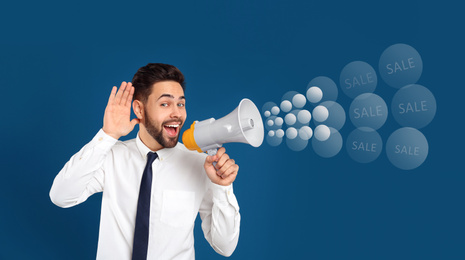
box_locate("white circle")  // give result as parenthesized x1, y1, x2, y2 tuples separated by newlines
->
(284, 113, 297, 126)
(275, 117, 284, 126)
(264, 111, 271, 117)
(271, 106, 280, 115)
(299, 126, 313, 140)
(297, 110, 312, 124)
(276, 129, 285, 138)
(292, 94, 306, 108)
(268, 130, 275, 137)
(307, 86, 323, 103)
(286, 127, 298, 139)
(280, 100, 293, 113)
(267, 119, 274, 126)
(314, 125, 330, 141)
(313, 105, 329, 122)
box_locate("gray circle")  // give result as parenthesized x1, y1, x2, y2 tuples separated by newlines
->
(391, 84, 437, 129)
(266, 132, 283, 147)
(307, 76, 338, 104)
(346, 127, 383, 163)
(312, 127, 343, 158)
(386, 127, 428, 170)
(340, 61, 378, 99)
(379, 43, 423, 89)
(286, 132, 308, 151)
(349, 93, 388, 130)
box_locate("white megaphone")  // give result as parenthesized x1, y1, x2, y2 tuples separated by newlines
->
(182, 98, 264, 157)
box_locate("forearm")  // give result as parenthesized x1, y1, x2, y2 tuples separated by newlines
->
(201, 183, 241, 257)
(49, 129, 116, 208)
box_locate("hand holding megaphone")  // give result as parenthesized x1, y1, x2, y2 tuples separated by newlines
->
(182, 98, 264, 160)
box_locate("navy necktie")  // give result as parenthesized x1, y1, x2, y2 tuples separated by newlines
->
(132, 152, 158, 260)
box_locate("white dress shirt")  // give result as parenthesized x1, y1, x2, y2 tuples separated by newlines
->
(50, 129, 240, 259)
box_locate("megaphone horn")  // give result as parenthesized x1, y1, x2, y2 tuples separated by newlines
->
(182, 98, 264, 155)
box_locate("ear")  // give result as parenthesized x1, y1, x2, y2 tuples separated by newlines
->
(133, 100, 144, 120)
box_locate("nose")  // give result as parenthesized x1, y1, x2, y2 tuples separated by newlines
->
(170, 105, 182, 119)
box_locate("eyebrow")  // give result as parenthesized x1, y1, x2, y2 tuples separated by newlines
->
(157, 94, 186, 100)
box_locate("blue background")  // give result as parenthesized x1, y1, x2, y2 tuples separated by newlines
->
(1, 0, 463, 259)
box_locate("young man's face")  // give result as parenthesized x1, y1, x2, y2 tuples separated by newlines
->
(143, 81, 186, 148)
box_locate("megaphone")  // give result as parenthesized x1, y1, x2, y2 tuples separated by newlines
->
(182, 98, 264, 156)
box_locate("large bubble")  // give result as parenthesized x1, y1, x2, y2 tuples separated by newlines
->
(391, 84, 436, 129)
(339, 61, 377, 99)
(379, 43, 423, 89)
(386, 127, 428, 170)
(346, 127, 383, 163)
(266, 130, 283, 146)
(312, 127, 343, 158)
(349, 93, 388, 130)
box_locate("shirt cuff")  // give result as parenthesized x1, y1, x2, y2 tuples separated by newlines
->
(210, 182, 240, 211)
(92, 129, 119, 150)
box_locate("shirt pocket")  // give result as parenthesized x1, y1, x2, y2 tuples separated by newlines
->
(160, 190, 195, 228)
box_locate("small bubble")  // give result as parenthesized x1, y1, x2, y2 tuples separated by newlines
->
(284, 113, 297, 126)
(276, 129, 285, 138)
(297, 110, 312, 124)
(313, 105, 329, 122)
(307, 86, 323, 103)
(280, 100, 293, 113)
(292, 94, 307, 108)
(314, 125, 331, 141)
(286, 127, 298, 139)
(299, 126, 313, 140)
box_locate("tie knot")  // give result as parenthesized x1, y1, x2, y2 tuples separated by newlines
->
(147, 152, 158, 164)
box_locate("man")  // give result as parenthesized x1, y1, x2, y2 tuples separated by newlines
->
(50, 63, 240, 259)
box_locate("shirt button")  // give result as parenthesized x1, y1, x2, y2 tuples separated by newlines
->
(227, 190, 231, 196)
(98, 137, 103, 141)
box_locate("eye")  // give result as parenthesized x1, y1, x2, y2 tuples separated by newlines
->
(177, 103, 185, 107)
(161, 103, 168, 107)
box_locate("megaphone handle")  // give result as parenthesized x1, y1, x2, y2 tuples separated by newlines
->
(207, 148, 218, 169)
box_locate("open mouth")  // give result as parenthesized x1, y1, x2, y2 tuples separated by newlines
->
(163, 123, 181, 138)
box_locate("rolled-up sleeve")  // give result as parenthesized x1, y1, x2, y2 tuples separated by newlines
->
(199, 182, 240, 257)
(50, 129, 117, 208)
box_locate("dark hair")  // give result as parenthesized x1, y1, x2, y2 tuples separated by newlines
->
(132, 63, 185, 103)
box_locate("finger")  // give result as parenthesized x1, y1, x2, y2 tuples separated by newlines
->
(121, 82, 132, 106)
(216, 147, 226, 158)
(217, 159, 235, 176)
(115, 81, 127, 104)
(216, 152, 230, 169)
(221, 167, 238, 181)
(205, 155, 218, 167)
(125, 85, 135, 107)
(107, 86, 117, 105)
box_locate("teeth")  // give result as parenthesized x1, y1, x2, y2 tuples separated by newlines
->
(165, 124, 179, 128)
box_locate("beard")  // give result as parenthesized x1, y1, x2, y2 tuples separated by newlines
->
(144, 110, 181, 148)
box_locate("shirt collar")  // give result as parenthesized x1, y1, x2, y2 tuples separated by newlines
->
(136, 132, 177, 162)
